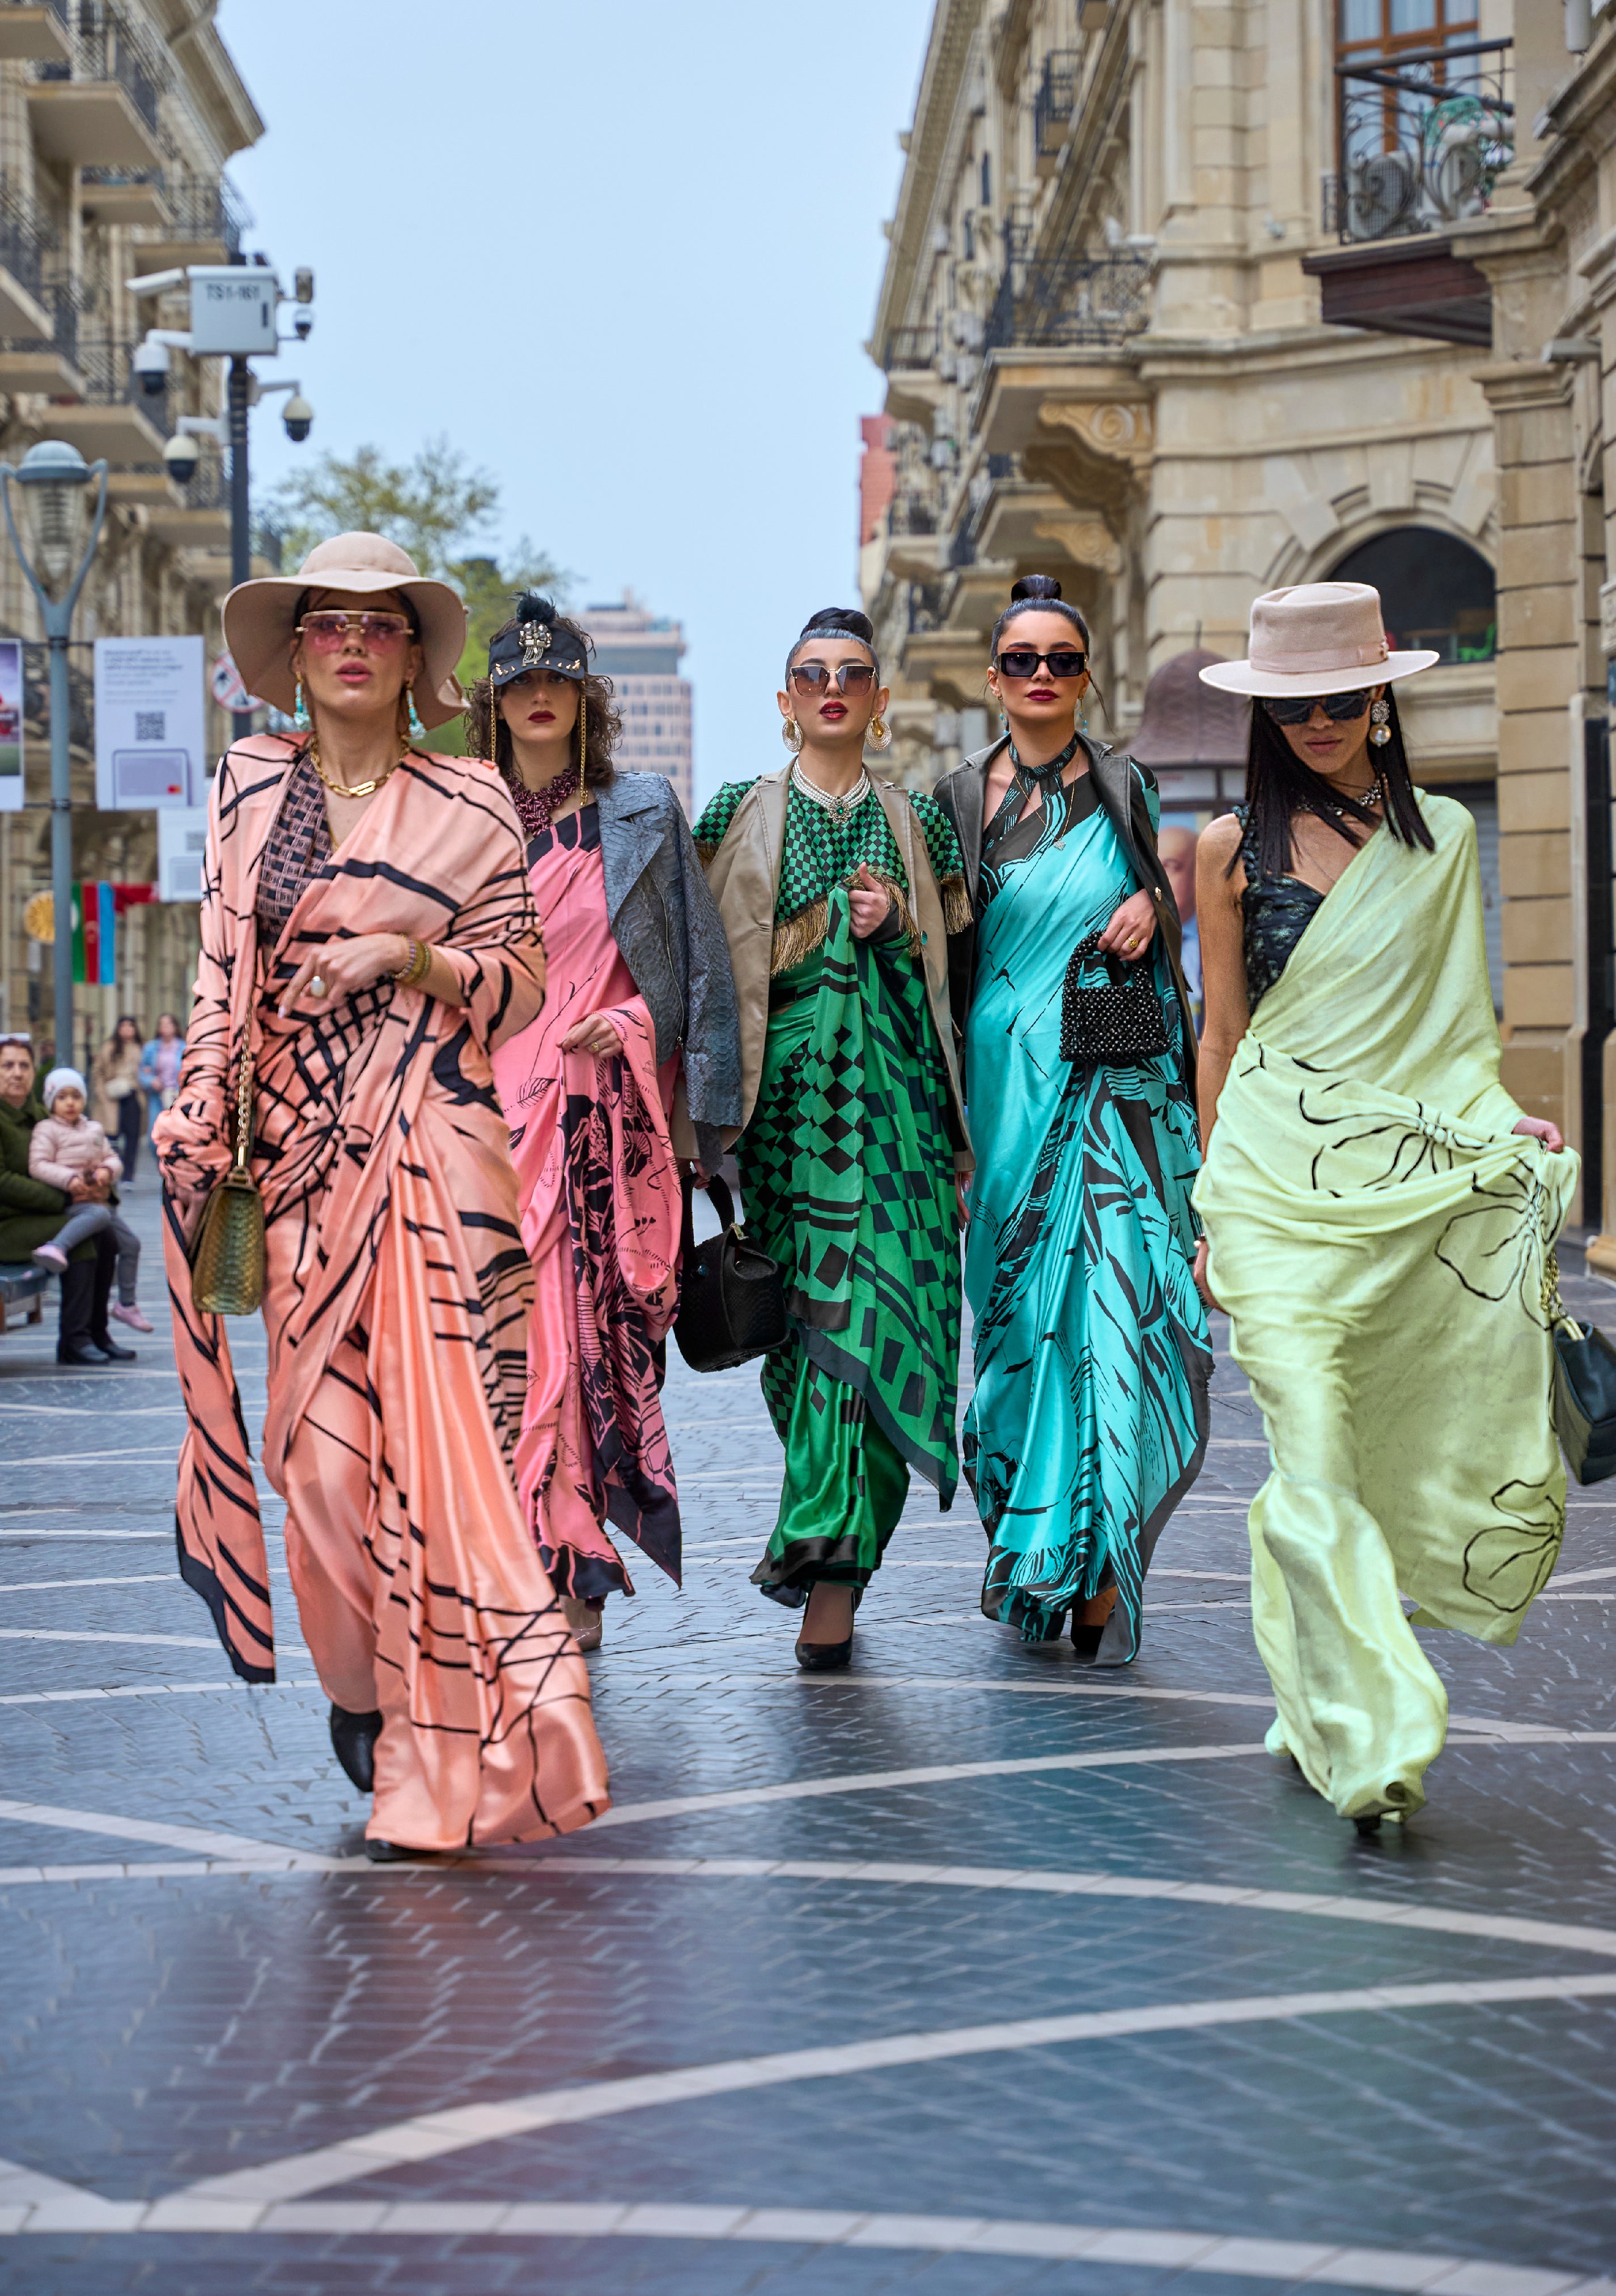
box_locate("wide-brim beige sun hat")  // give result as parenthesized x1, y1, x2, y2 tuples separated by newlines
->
(1197, 582, 1439, 700)
(222, 532, 468, 731)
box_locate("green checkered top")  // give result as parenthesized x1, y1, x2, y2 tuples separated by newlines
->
(694, 776, 966, 926)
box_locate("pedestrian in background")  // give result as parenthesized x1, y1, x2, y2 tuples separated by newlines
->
(1194, 582, 1572, 1832)
(155, 532, 608, 1861)
(1159, 824, 1202, 1033)
(28, 1067, 151, 1331)
(138, 1012, 185, 1131)
(0, 1037, 128, 1365)
(93, 1016, 143, 1184)
(470, 595, 740, 1654)
(935, 575, 1207, 1663)
(695, 606, 969, 1670)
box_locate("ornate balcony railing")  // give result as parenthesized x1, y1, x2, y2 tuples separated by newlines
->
(0, 184, 52, 305)
(884, 321, 940, 371)
(1034, 50, 1080, 162)
(888, 498, 939, 537)
(35, 0, 171, 134)
(1329, 36, 1512, 244)
(985, 239, 1151, 351)
(75, 334, 161, 413)
(162, 169, 251, 257)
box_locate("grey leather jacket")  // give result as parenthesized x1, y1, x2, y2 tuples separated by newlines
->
(589, 773, 741, 1172)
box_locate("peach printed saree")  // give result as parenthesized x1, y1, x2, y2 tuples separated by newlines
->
(154, 735, 609, 1851)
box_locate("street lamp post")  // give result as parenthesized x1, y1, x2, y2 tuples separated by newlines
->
(0, 440, 109, 1059)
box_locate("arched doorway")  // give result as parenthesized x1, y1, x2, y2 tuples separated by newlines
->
(1327, 527, 1495, 664)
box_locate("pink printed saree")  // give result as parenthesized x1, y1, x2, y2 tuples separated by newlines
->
(154, 735, 609, 1851)
(491, 805, 682, 1600)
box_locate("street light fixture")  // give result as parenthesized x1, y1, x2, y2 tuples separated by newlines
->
(0, 439, 109, 1059)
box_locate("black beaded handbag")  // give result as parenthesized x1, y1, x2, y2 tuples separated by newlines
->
(1059, 933, 1169, 1066)
(1545, 1249, 1616, 1485)
(674, 1173, 790, 1374)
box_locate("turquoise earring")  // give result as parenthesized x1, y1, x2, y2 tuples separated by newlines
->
(292, 680, 310, 733)
(408, 691, 426, 742)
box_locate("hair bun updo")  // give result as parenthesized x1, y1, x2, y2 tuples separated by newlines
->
(799, 605, 875, 644)
(1010, 575, 1064, 605)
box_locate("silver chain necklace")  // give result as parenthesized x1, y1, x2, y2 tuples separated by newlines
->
(791, 758, 870, 825)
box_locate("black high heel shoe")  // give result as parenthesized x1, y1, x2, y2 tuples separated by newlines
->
(329, 1704, 383, 1793)
(795, 1631, 854, 1672)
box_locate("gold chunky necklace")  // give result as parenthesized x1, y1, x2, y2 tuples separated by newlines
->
(309, 735, 404, 801)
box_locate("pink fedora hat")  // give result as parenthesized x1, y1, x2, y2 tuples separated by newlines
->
(1198, 582, 1439, 700)
(222, 532, 468, 731)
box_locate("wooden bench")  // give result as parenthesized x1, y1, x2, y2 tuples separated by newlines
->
(0, 1263, 49, 1332)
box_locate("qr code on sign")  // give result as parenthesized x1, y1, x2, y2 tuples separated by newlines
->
(135, 710, 166, 742)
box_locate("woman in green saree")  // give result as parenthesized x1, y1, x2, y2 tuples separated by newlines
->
(694, 608, 971, 1669)
(1194, 582, 1574, 1833)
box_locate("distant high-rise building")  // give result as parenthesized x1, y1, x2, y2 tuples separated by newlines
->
(583, 593, 694, 814)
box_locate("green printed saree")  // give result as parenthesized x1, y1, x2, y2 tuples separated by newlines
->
(1195, 793, 1577, 1821)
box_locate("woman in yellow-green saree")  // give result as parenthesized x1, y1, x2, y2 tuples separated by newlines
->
(1194, 582, 1574, 1835)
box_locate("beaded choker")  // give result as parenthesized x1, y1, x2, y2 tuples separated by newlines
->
(790, 758, 869, 825)
(510, 763, 583, 838)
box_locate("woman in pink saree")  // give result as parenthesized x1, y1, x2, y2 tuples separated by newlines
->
(154, 536, 608, 1860)
(470, 597, 740, 1650)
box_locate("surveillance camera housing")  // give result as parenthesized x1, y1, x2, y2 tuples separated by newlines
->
(294, 266, 315, 304)
(282, 392, 314, 444)
(162, 432, 200, 484)
(292, 307, 313, 341)
(132, 336, 169, 397)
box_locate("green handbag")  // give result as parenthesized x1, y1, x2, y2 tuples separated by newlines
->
(187, 1049, 265, 1317)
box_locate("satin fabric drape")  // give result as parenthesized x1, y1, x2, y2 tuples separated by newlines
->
(154, 735, 609, 1851)
(1195, 793, 1577, 1820)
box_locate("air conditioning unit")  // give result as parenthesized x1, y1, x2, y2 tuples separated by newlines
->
(1346, 150, 1419, 243)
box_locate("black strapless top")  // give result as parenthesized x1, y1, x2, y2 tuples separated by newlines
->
(1235, 804, 1325, 1012)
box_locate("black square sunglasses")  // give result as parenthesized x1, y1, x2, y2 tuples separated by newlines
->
(994, 646, 1088, 680)
(1259, 689, 1373, 725)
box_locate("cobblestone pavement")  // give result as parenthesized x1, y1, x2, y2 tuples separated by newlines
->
(2, 1178, 1616, 2294)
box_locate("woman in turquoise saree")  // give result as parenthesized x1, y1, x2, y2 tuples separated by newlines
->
(1194, 583, 1573, 1832)
(695, 607, 972, 1670)
(935, 577, 1209, 1662)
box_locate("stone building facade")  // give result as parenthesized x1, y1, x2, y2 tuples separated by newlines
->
(0, 0, 261, 1066)
(861, 0, 1590, 1158)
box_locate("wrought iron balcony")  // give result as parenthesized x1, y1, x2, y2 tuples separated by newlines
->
(1329, 37, 1512, 244)
(1034, 50, 1080, 164)
(33, 0, 169, 134)
(985, 238, 1151, 352)
(0, 182, 51, 308)
(160, 169, 249, 260)
(888, 498, 939, 537)
(884, 320, 940, 371)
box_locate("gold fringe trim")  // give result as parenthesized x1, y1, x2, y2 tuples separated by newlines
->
(865, 869, 922, 962)
(771, 895, 829, 977)
(694, 839, 718, 864)
(940, 872, 973, 936)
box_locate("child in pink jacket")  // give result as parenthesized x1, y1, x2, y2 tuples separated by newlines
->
(29, 1067, 151, 1331)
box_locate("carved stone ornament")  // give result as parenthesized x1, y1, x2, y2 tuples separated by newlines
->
(1034, 515, 1123, 576)
(1037, 397, 1155, 468)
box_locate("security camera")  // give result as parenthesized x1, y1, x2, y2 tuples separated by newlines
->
(132, 335, 169, 397)
(294, 266, 315, 304)
(163, 431, 200, 485)
(282, 392, 314, 444)
(291, 305, 314, 342)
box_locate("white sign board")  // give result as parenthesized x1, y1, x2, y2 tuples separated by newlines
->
(157, 807, 208, 902)
(0, 636, 22, 814)
(188, 266, 278, 356)
(94, 635, 205, 810)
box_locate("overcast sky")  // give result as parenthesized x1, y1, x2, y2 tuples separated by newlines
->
(216, 0, 933, 805)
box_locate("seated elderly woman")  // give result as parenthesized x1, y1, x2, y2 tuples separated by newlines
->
(153, 532, 609, 1860)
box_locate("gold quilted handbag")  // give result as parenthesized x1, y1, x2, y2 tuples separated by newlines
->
(187, 1050, 264, 1315)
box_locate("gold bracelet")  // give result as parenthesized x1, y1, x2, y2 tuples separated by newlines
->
(392, 936, 432, 988)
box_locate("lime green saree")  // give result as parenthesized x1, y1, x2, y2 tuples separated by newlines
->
(1195, 793, 1577, 1822)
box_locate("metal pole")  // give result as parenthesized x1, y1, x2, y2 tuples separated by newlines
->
(45, 605, 73, 1061)
(228, 353, 252, 744)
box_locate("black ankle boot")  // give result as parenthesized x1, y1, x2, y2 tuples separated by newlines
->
(329, 1704, 383, 1793)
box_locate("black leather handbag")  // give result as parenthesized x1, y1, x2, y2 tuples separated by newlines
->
(674, 1173, 789, 1374)
(1059, 932, 1169, 1065)
(1546, 1249, 1616, 1485)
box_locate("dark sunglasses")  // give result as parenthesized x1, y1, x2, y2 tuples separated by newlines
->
(1259, 689, 1372, 725)
(994, 647, 1088, 680)
(790, 662, 877, 695)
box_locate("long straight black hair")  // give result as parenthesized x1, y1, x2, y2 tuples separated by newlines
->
(1236, 686, 1433, 880)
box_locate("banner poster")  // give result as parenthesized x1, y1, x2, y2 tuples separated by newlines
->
(0, 636, 23, 813)
(94, 635, 206, 810)
(156, 808, 208, 902)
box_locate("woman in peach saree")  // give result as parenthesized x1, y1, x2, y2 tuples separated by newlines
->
(154, 534, 608, 1860)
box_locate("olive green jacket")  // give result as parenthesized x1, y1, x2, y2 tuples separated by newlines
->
(0, 1090, 75, 1263)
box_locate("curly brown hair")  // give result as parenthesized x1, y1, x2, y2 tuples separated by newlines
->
(465, 607, 621, 790)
